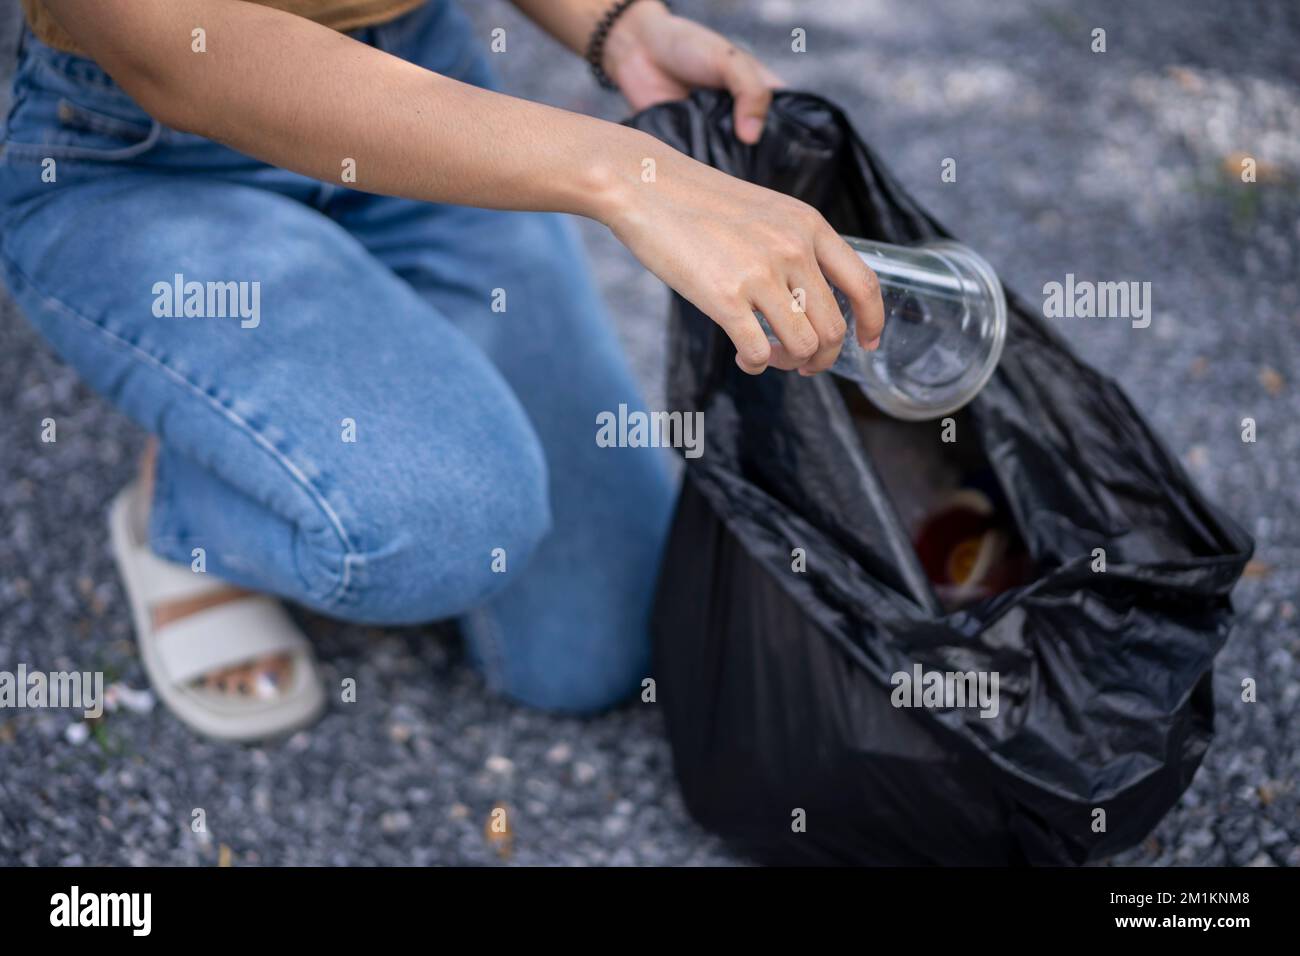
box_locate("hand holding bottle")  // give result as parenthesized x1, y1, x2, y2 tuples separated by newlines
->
(597, 139, 886, 376)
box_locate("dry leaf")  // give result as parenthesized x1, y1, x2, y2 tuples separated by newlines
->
(1259, 365, 1285, 397)
(1167, 66, 1203, 93)
(1242, 560, 1273, 579)
(218, 844, 232, 867)
(484, 804, 513, 860)
(1222, 151, 1285, 183)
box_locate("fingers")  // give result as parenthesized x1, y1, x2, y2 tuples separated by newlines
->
(714, 294, 812, 377)
(787, 273, 848, 374)
(716, 309, 773, 375)
(716, 244, 853, 378)
(815, 228, 884, 348)
(753, 287, 821, 372)
(720, 48, 774, 144)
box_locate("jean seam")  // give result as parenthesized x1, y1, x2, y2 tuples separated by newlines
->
(1, 115, 162, 163)
(0, 252, 362, 607)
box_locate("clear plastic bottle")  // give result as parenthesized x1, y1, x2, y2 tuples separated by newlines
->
(760, 238, 1007, 421)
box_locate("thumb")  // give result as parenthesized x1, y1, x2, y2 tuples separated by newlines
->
(725, 58, 773, 144)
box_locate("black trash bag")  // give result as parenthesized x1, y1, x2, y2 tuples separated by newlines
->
(627, 90, 1254, 866)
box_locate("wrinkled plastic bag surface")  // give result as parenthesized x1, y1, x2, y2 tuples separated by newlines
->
(628, 90, 1254, 865)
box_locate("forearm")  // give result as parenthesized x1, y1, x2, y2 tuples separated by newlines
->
(41, 1, 880, 377)
(42, 0, 652, 220)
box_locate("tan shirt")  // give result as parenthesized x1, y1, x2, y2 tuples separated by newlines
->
(21, 0, 429, 56)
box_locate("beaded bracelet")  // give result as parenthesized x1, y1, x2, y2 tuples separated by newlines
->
(586, 0, 671, 91)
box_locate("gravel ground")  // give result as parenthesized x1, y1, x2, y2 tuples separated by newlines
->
(0, 0, 1296, 866)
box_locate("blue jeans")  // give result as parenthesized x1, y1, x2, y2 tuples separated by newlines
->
(0, 0, 675, 713)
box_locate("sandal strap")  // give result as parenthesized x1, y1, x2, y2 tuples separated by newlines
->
(153, 597, 309, 685)
(134, 544, 233, 605)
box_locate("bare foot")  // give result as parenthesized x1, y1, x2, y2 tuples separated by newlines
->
(140, 439, 293, 698)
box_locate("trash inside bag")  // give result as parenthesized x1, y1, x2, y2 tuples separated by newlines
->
(628, 90, 1255, 866)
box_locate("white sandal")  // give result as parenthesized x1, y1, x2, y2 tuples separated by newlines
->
(108, 482, 326, 741)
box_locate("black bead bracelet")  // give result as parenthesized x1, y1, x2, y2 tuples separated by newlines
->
(586, 0, 671, 91)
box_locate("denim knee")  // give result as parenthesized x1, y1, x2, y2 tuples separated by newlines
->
(320, 438, 553, 626)
(516, 653, 648, 716)
(463, 596, 654, 715)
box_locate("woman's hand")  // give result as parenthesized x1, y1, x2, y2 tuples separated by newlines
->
(602, 1, 783, 144)
(587, 3, 882, 374)
(597, 141, 885, 375)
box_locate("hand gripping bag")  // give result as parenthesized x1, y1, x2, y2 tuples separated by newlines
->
(628, 90, 1254, 865)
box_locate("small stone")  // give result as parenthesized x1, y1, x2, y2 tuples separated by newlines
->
(64, 722, 90, 745)
(485, 755, 514, 776)
(380, 810, 412, 835)
(545, 742, 573, 765)
(448, 803, 470, 820)
(106, 683, 155, 715)
(573, 761, 597, 785)
(1260, 823, 1288, 847)
(388, 723, 413, 744)
(1246, 852, 1276, 867)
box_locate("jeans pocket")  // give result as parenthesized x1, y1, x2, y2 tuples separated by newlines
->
(2, 95, 162, 164)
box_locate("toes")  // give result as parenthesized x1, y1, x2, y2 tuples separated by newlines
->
(199, 656, 292, 699)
